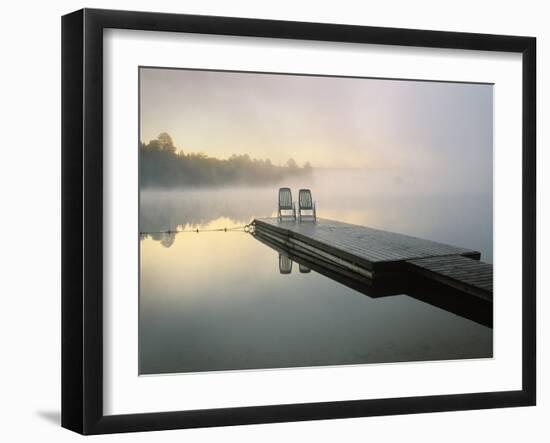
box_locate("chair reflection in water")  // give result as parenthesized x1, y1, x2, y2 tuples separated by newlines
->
(277, 187, 296, 221)
(278, 254, 311, 274)
(298, 189, 316, 222)
(278, 254, 293, 274)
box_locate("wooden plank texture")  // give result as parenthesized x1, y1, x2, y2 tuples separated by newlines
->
(253, 217, 492, 300)
(254, 217, 480, 271)
(406, 255, 493, 300)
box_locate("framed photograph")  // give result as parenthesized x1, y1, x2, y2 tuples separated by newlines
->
(62, 8, 536, 434)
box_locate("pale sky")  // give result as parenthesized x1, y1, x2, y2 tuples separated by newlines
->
(140, 67, 492, 184)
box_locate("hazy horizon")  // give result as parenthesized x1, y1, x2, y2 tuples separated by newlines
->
(140, 67, 493, 194)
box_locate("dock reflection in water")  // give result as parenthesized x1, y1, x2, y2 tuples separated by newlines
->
(272, 241, 492, 329)
(139, 216, 492, 375)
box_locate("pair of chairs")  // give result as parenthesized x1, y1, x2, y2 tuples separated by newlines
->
(277, 187, 316, 222)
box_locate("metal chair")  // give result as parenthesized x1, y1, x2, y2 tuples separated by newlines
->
(278, 187, 296, 221)
(298, 189, 316, 222)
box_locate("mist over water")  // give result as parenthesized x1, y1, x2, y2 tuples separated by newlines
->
(141, 168, 492, 262)
(139, 168, 493, 374)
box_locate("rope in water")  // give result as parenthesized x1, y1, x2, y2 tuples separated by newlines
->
(140, 223, 254, 235)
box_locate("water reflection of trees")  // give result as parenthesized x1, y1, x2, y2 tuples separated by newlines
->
(140, 187, 279, 247)
(154, 232, 176, 248)
(139, 232, 177, 248)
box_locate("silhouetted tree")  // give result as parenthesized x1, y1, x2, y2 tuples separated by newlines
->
(140, 133, 313, 188)
(157, 132, 175, 152)
(285, 158, 298, 170)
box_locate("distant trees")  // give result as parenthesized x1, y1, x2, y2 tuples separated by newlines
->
(285, 158, 298, 170)
(157, 132, 175, 152)
(140, 133, 313, 188)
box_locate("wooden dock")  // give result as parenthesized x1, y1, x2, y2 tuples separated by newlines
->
(406, 255, 492, 301)
(252, 217, 492, 300)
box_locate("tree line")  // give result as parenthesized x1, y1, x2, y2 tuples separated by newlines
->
(140, 133, 313, 188)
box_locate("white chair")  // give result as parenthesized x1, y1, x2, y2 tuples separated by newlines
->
(278, 187, 296, 221)
(298, 189, 316, 222)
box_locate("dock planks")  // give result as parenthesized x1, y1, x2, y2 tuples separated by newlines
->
(252, 217, 492, 300)
(406, 255, 493, 301)
(253, 218, 480, 270)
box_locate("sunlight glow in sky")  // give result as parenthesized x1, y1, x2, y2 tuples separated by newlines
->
(140, 67, 492, 188)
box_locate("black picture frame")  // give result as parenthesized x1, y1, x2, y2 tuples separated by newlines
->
(62, 8, 536, 435)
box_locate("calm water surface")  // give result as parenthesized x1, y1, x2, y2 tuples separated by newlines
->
(139, 170, 493, 374)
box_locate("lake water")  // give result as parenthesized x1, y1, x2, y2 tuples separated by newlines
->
(139, 169, 493, 374)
